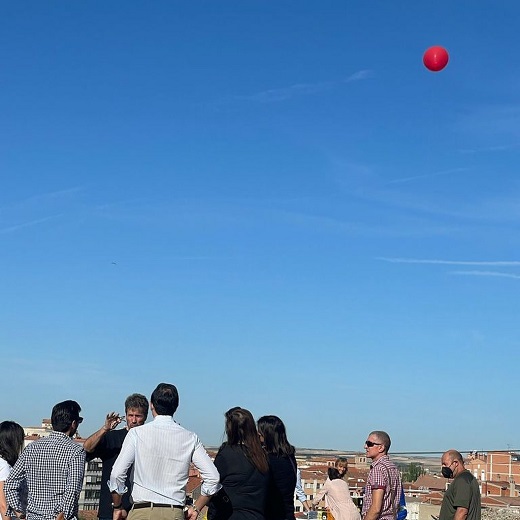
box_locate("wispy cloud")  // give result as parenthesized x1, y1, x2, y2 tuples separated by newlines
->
(0, 186, 86, 235)
(7, 186, 84, 210)
(377, 257, 520, 266)
(0, 214, 63, 234)
(459, 143, 520, 154)
(384, 167, 468, 186)
(235, 69, 374, 103)
(450, 270, 520, 280)
(456, 104, 520, 141)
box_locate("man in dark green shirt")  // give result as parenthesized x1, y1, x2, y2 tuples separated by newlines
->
(439, 450, 481, 520)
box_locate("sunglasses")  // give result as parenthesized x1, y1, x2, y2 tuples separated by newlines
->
(365, 440, 382, 447)
(77, 417, 84, 424)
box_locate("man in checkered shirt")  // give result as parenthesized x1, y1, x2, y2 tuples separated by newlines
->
(5, 400, 86, 520)
(361, 431, 402, 520)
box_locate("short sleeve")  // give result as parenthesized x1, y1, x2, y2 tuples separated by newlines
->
(0, 458, 11, 481)
(368, 465, 387, 490)
(452, 476, 472, 509)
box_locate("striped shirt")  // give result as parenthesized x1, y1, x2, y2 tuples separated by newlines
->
(362, 455, 401, 520)
(109, 415, 221, 505)
(5, 432, 86, 520)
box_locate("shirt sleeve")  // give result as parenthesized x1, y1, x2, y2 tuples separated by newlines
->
(108, 429, 136, 495)
(4, 451, 27, 513)
(191, 439, 221, 497)
(368, 465, 387, 490)
(60, 449, 86, 520)
(313, 478, 328, 504)
(452, 476, 472, 509)
(295, 469, 307, 502)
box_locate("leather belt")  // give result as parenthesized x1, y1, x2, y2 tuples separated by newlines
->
(133, 503, 184, 509)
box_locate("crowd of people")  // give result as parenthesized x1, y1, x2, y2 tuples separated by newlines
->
(0, 383, 481, 520)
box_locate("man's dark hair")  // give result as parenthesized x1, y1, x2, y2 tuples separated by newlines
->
(125, 393, 149, 416)
(151, 383, 179, 416)
(51, 400, 82, 433)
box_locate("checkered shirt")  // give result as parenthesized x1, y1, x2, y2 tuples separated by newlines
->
(362, 455, 402, 520)
(5, 431, 86, 520)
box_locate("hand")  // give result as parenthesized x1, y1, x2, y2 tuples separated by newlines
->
(184, 506, 199, 520)
(56, 513, 65, 520)
(113, 509, 125, 520)
(105, 412, 123, 431)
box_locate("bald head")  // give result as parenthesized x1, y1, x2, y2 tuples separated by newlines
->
(442, 450, 463, 464)
(441, 449, 465, 478)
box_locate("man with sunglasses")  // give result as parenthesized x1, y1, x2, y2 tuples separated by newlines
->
(439, 450, 480, 520)
(5, 400, 86, 520)
(361, 431, 402, 520)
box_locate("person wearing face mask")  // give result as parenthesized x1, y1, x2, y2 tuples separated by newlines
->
(439, 450, 481, 520)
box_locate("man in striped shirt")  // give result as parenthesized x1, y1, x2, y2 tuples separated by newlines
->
(109, 383, 221, 520)
(5, 400, 86, 520)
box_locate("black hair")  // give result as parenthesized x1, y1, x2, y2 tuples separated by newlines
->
(257, 415, 295, 457)
(51, 400, 82, 433)
(0, 421, 25, 467)
(328, 467, 342, 480)
(151, 383, 179, 415)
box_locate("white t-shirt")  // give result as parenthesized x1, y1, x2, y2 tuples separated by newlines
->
(0, 456, 12, 481)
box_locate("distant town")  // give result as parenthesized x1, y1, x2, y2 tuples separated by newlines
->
(23, 420, 520, 520)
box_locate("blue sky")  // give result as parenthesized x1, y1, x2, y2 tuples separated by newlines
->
(2, 1, 520, 454)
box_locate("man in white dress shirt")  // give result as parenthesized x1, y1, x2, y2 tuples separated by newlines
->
(109, 383, 221, 520)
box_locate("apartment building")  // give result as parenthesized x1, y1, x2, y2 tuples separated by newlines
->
(466, 451, 520, 497)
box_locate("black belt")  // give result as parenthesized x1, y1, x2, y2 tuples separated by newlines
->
(133, 503, 184, 509)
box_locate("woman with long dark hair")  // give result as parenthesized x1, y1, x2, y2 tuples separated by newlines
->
(208, 407, 269, 520)
(312, 466, 361, 520)
(256, 415, 296, 520)
(0, 421, 25, 520)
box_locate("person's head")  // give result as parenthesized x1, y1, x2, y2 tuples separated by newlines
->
(0, 421, 25, 467)
(257, 415, 295, 457)
(225, 407, 259, 445)
(335, 457, 349, 477)
(124, 393, 149, 429)
(51, 400, 82, 436)
(150, 383, 179, 416)
(223, 407, 269, 473)
(441, 450, 465, 479)
(328, 467, 343, 481)
(364, 431, 391, 461)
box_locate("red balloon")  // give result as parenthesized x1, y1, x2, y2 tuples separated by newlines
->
(423, 46, 449, 72)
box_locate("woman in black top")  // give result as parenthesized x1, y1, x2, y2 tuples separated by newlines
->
(257, 415, 297, 520)
(208, 407, 269, 520)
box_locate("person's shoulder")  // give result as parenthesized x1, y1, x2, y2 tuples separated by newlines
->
(457, 470, 476, 484)
(110, 428, 129, 441)
(216, 443, 239, 459)
(379, 455, 397, 468)
(0, 456, 11, 478)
